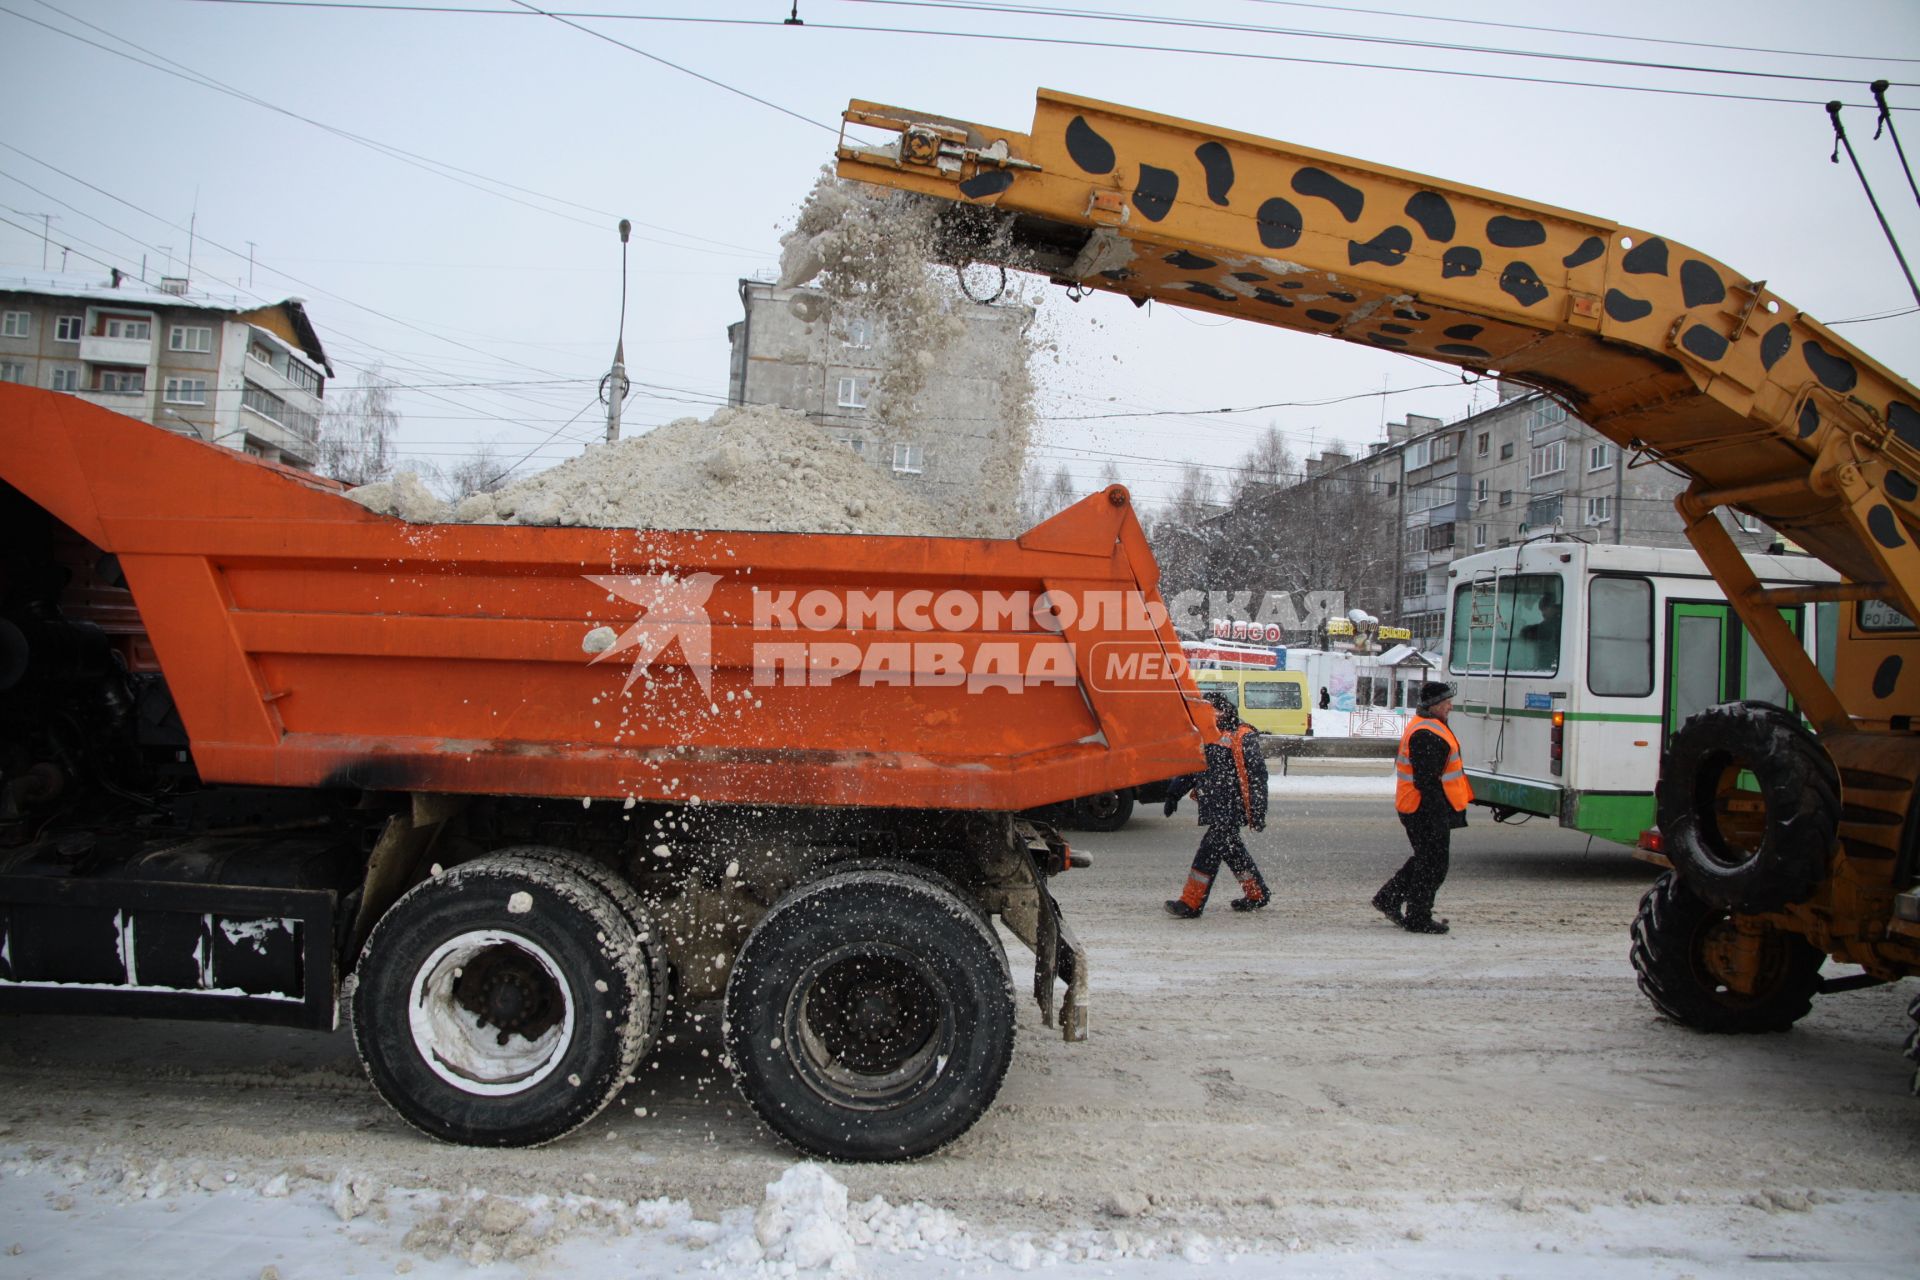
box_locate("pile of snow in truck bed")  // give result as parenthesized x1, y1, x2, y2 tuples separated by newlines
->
(345, 404, 945, 536)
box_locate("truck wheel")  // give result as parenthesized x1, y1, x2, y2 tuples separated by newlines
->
(1629, 871, 1824, 1033)
(1907, 989, 1920, 1097)
(1071, 791, 1135, 832)
(723, 868, 1015, 1161)
(489, 845, 670, 1052)
(351, 854, 649, 1147)
(1657, 702, 1837, 912)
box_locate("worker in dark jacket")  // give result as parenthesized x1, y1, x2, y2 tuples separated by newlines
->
(1163, 691, 1271, 918)
(1372, 680, 1472, 934)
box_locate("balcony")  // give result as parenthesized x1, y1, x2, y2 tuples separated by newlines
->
(79, 334, 154, 368)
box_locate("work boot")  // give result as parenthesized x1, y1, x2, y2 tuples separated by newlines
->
(1401, 915, 1450, 934)
(1228, 895, 1267, 912)
(1231, 873, 1269, 912)
(1164, 899, 1204, 919)
(1370, 888, 1404, 924)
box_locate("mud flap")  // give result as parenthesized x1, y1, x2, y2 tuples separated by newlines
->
(1031, 877, 1089, 1042)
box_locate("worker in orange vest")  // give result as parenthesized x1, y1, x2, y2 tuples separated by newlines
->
(1373, 681, 1471, 934)
(1163, 691, 1270, 918)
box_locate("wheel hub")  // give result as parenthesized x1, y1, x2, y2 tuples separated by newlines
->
(456, 945, 562, 1045)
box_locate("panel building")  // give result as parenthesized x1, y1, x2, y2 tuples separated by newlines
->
(0, 272, 331, 469)
(726, 278, 1031, 521)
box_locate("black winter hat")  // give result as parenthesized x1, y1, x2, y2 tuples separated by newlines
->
(1202, 690, 1239, 727)
(1416, 680, 1454, 711)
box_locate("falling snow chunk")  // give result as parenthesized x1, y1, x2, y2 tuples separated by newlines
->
(506, 892, 533, 915)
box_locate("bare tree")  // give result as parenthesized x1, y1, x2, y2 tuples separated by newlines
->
(1146, 462, 1225, 608)
(1228, 426, 1296, 503)
(317, 364, 399, 486)
(438, 439, 511, 502)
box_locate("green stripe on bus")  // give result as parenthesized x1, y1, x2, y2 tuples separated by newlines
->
(1455, 703, 1663, 724)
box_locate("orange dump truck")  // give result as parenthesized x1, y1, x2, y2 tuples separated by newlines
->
(0, 386, 1206, 1159)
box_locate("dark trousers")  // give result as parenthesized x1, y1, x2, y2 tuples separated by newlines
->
(1379, 812, 1451, 923)
(1188, 824, 1269, 904)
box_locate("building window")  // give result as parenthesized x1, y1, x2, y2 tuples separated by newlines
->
(168, 325, 213, 353)
(49, 366, 79, 391)
(1498, 489, 1513, 507)
(1404, 527, 1424, 554)
(891, 442, 924, 474)
(1474, 523, 1488, 548)
(1588, 442, 1613, 471)
(842, 316, 874, 349)
(248, 339, 277, 367)
(1500, 441, 1514, 460)
(1528, 494, 1564, 526)
(95, 367, 145, 394)
(1530, 440, 1565, 478)
(100, 315, 151, 340)
(0, 361, 25, 384)
(1, 311, 29, 339)
(1386, 481, 1398, 497)
(1432, 433, 1460, 462)
(1475, 478, 1488, 504)
(1476, 431, 1489, 457)
(1586, 495, 1612, 525)
(1427, 522, 1455, 551)
(242, 380, 285, 422)
(836, 375, 868, 409)
(1402, 571, 1426, 600)
(284, 360, 320, 394)
(1533, 400, 1568, 430)
(163, 376, 208, 405)
(55, 315, 82, 343)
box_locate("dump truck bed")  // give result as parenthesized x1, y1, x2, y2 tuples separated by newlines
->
(0, 387, 1204, 810)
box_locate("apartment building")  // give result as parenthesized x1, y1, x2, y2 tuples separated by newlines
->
(726, 278, 1032, 518)
(1285, 384, 1778, 647)
(0, 273, 331, 469)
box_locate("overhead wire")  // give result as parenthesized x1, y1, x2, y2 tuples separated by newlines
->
(170, 0, 1920, 112)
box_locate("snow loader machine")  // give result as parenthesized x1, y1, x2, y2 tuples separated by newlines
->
(0, 389, 1211, 1159)
(832, 89, 1920, 1081)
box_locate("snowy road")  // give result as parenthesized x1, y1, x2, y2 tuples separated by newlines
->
(2, 773, 1917, 1276)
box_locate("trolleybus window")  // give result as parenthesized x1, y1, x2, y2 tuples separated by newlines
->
(1449, 574, 1563, 674)
(1588, 576, 1653, 696)
(1194, 678, 1239, 706)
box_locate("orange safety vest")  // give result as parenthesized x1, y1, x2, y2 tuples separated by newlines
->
(1395, 715, 1473, 815)
(1190, 724, 1257, 825)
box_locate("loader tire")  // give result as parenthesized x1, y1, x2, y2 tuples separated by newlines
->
(723, 868, 1015, 1161)
(1657, 701, 1837, 913)
(1629, 871, 1823, 1033)
(351, 854, 650, 1147)
(1071, 790, 1135, 832)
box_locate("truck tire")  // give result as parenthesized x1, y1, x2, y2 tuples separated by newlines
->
(1657, 702, 1837, 912)
(1071, 790, 1135, 832)
(798, 855, 1002, 967)
(1907, 989, 1920, 1097)
(351, 853, 650, 1147)
(488, 845, 670, 1053)
(1629, 871, 1824, 1033)
(723, 868, 1015, 1161)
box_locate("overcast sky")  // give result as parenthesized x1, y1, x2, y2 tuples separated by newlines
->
(3, 0, 1917, 509)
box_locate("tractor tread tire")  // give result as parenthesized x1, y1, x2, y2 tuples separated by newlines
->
(1629, 871, 1823, 1034)
(1657, 701, 1837, 913)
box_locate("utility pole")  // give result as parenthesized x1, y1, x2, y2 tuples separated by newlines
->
(602, 219, 633, 444)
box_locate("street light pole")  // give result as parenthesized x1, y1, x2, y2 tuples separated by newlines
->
(603, 219, 632, 444)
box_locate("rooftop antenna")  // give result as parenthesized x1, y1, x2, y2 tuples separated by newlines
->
(1828, 99, 1920, 308)
(9, 210, 54, 271)
(601, 218, 633, 444)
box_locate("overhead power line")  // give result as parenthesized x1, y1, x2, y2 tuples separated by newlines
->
(170, 0, 1920, 112)
(7, 0, 774, 255)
